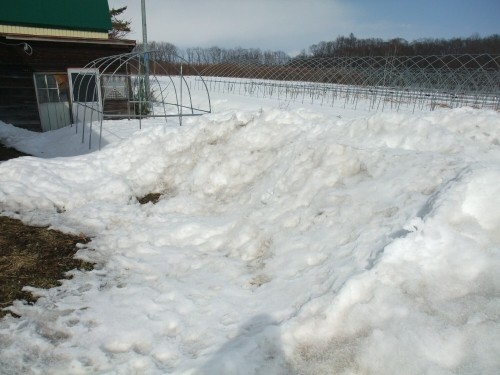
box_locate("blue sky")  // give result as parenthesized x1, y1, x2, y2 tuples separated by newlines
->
(108, 0, 499, 55)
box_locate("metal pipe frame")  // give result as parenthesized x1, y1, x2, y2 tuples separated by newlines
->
(198, 54, 499, 111)
(70, 50, 212, 150)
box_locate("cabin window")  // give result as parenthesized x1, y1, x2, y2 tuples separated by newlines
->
(67, 68, 102, 124)
(33, 73, 72, 131)
(102, 74, 129, 99)
(34, 74, 69, 104)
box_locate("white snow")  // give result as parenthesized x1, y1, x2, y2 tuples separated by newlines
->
(1, 89, 500, 374)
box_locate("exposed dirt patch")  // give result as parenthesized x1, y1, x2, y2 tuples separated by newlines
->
(0, 216, 92, 318)
(0, 143, 30, 161)
(1, 142, 94, 318)
(138, 192, 162, 205)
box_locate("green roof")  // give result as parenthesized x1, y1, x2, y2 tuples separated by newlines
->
(0, 0, 112, 32)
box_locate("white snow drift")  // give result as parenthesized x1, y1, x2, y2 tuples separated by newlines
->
(0, 99, 499, 374)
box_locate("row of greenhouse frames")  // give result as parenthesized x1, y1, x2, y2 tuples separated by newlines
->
(67, 52, 498, 148)
(196, 54, 499, 111)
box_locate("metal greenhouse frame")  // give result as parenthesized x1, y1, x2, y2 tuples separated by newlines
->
(197, 54, 500, 111)
(70, 50, 212, 149)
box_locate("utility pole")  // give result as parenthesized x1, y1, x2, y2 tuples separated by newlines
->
(141, 0, 150, 104)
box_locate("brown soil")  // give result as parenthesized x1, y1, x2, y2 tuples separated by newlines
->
(0, 143, 30, 161)
(1, 142, 93, 318)
(0, 143, 161, 319)
(138, 192, 162, 204)
(0, 216, 92, 318)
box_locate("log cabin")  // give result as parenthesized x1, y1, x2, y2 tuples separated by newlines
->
(0, 0, 135, 132)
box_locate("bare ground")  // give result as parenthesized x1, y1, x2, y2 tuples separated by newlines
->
(0, 216, 92, 318)
(1, 143, 93, 318)
(0, 144, 29, 161)
(0, 142, 163, 318)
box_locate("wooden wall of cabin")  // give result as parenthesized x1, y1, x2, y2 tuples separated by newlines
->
(0, 39, 39, 131)
(0, 36, 134, 132)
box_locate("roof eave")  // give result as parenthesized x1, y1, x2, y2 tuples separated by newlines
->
(3, 33, 136, 46)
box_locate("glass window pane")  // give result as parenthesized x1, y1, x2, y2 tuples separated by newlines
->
(34, 73, 69, 104)
(71, 73, 98, 102)
(35, 74, 46, 89)
(102, 74, 128, 99)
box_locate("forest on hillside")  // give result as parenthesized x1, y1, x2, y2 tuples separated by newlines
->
(135, 34, 500, 65)
(307, 33, 500, 57)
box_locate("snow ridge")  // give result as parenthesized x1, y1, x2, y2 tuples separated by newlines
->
(1, 106, 500, 374)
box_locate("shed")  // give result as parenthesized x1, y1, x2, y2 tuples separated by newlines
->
(0, 0, 135, 132)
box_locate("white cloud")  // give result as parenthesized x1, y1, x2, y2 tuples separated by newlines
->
(107, 0, 497, 53)
(108, 0, 352, 53)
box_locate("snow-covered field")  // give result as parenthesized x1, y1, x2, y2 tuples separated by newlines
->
(1, 90, 500, 374)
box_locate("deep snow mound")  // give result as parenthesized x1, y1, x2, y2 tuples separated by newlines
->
(0, 107, 500, 374)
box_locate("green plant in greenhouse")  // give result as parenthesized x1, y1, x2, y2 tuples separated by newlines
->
(134, 76, 152, 116)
